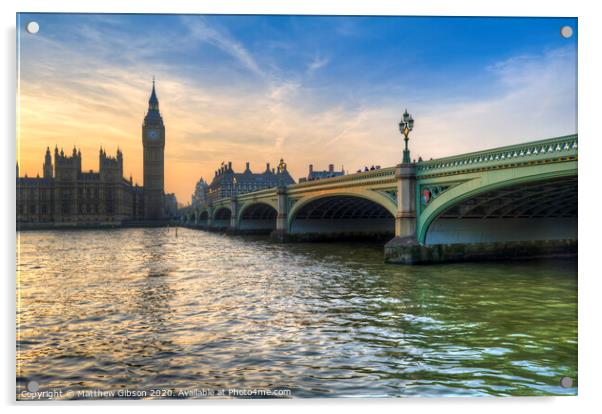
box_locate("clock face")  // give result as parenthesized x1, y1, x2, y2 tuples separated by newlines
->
(148, 130, 159, 139)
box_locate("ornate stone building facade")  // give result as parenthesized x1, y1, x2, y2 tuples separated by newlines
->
(298, 163, 345, 183)
(207, 159, 295, 201)
(16, 147, 144, 225)
(191, 178, 209, 207)
(16, 82, 174, 226)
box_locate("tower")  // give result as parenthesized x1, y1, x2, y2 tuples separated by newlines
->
(142, 78, 165, 220)
(43, 147, 53, 179)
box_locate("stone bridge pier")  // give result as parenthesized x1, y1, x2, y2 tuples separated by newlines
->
(271, 186, 288, 241)
(229, 197, 238, 231)
(383, 162, 423, 262)
(207, 205, 213, 228)
(393, 163, 417, 239)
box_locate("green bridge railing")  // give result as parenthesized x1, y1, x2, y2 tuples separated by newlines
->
(416, 134, 578, 177)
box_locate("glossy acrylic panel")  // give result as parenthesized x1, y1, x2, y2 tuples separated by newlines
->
(16, 13, 578, 400)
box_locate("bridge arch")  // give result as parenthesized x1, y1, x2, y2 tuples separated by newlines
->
(417, 162, 578, 245)
(288, 189, 396, 239)
(212, 206, 232, 229)
(237, 202, 278, 233)
(197, 210, 209, 226)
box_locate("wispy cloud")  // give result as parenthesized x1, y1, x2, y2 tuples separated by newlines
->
(180, 16, 264, 78)
(409, 46, 577, 159)
(307, 55, 329, 74)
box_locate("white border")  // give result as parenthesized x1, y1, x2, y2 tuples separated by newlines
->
(2, 1, 600, 413)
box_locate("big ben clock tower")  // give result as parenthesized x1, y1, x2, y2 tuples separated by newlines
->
(142, 78, 165, 220)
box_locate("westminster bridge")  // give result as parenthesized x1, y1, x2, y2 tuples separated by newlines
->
(181, 134, 577, 263)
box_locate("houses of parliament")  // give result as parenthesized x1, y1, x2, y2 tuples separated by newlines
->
(16, 81, 177, 226)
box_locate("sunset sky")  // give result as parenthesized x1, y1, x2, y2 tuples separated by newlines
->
(17, 14, 577, 204)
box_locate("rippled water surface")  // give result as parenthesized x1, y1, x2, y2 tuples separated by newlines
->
(17, 228, 577, 398)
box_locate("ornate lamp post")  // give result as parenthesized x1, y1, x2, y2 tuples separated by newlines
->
(277, 158, 287, 174)
(399, 109, 414, 164)
(277, 158, 287, 187)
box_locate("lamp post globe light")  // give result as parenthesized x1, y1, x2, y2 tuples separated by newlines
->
(399, 109, 414, 164)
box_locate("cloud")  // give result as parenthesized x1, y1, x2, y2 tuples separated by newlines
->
(240, 45, 578, 175)
(307, 55, 329, 74)
(180, 16, 264, 78)
(408, 46, 577, 160)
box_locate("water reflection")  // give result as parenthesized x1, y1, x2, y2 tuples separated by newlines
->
(17, 228, 577, 398)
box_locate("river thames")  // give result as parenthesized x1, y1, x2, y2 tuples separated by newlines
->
(16, 227, 577, 398)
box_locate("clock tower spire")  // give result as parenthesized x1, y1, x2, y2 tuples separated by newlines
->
(142, 78, 165, 220)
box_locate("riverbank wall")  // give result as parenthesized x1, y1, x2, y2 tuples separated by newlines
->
(17, 220, 179, 231)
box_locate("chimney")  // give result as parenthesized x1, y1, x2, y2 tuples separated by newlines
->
(309, 164, 313, 174)
(266, 162, 270, 172)
(329, 164, 334, 172)
(245, 162, 250, 171)
(228, 161, 232, 171)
